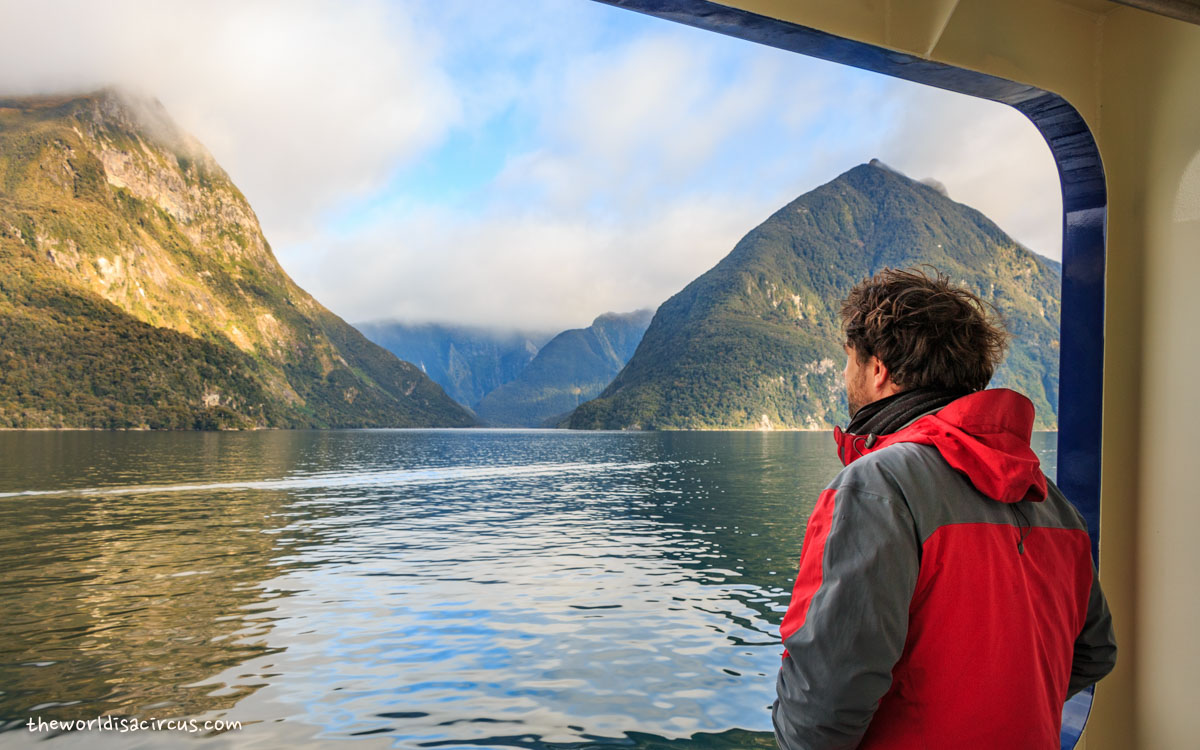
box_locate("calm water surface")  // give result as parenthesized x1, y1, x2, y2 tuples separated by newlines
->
(0, 430, 1057, 749)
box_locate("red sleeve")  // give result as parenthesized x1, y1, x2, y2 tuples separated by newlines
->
(780, 488, 837, 653)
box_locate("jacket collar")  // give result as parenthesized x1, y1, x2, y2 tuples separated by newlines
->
(833, 388, 1048, 504)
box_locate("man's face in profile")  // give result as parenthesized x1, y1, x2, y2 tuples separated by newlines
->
(843, 343, 871, 417)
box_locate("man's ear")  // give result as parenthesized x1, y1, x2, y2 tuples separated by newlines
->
(871, 356, 903, 399)
(870, 356, 890, 391)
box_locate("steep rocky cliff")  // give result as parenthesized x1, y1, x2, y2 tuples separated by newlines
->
(356, 321, 554, 407)
(0, 90, 474, 428)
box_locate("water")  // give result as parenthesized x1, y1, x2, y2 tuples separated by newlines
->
(0, 430, 1057, 749)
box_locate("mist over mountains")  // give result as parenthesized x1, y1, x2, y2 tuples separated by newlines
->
(358, 311, 652, 428)
(0, 92, 1059, 432)
(474, 310, 652, 427)
(353, 322, 555, 408)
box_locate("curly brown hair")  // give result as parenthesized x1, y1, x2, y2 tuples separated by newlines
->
(840, 267, 1009, 392)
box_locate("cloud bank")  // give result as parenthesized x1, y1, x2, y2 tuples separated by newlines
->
(0, 0, 1063, 330)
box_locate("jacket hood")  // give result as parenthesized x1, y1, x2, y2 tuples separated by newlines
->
(833, 388, 1047, 504)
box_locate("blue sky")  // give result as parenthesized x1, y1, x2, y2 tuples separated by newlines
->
(0, 0, 1062, 330)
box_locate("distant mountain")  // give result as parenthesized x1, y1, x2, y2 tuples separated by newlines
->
(474, 310, 653, 427)
(355, 322, 555, 407)
(0, 90, 474, 429)
(567, 161, 1060, 430)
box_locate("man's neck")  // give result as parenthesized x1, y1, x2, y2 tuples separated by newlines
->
(846, 387, 969, 436)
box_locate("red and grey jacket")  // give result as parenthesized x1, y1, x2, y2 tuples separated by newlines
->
(773, 389, 1116, 749)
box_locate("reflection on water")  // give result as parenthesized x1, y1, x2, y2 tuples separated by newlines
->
(0, 430, 1056, 748)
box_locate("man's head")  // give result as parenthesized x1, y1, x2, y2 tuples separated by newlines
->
(839, 267, 1009, 415)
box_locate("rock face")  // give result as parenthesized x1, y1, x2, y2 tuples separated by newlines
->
(473, 309, 653, 427)
(355, 321, 554, 407)
(0, 90, 475, 428)
(567, 162, 1061, 430)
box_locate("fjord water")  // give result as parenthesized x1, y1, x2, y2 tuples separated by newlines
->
(0, 430, 1057, 749)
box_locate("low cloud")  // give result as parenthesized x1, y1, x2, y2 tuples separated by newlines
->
(314, 27, 810, 328)
(321, 195, 765, 330)
(0, 0, 459, 247)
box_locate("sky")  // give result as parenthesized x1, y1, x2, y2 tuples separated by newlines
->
(0, 0, 1063, 331)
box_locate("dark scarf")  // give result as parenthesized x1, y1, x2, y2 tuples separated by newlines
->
(845, 387, 969, 441)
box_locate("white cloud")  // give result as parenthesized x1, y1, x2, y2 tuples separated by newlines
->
(322, 194, 764, 330)
(491, 33, 789, 214)
(313, 29, 798, 329)
(872, 82, 1063, 259)
(0, 0, 459, 247)
(296, 20, 1063, 329)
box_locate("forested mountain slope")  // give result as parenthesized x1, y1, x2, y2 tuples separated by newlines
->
(0, 90, 474, 428)
(567, 161, 1060, 430)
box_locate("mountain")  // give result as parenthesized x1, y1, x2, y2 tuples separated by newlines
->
(473, 309, 653, 427)
(567, 161, 1060, 430)
(354, 321, 554, 407)
(0, 90, 475, 429)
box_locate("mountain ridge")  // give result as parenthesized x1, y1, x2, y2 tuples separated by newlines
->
(355, 321, 556, 408)
(474, 309, 653, 427)
(567, 162, 1060, 431)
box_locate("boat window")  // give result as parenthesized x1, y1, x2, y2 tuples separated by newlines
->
(596, 2, 1107, 747)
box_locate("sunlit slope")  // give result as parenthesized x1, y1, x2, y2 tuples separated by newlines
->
(475, 310, 652, 427)
(568, 161, 1060, 430)
(0, 91, 474, 428)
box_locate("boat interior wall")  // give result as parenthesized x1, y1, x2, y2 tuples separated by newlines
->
(597, 0, 1200, 746)
(703, 0, 1108, 126)
(1098, 11, 1200, 750)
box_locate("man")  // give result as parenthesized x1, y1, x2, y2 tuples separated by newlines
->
(773, 268, 1116, 749)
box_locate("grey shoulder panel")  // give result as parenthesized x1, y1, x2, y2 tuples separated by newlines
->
(837, 443, 1089, 545)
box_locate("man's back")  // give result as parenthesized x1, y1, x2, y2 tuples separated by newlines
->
(773, 389, 1115, 749)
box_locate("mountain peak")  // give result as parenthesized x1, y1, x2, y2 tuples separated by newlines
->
(567, 162, 1061, 430)
(593, 308, 654, 328)
(860, 159, 949, 198)
(866, 157, 906, 177)
(1, 88, 222, 178)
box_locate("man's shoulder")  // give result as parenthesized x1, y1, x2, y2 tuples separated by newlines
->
(830, 441, 950, 496)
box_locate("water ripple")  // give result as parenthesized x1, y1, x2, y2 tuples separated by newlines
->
(0, 461, 660, 500)
(0, 430, 1060, 747)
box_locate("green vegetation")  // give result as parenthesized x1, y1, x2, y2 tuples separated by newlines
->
(0, 91, 474, 429)
(567, 161, 1061, 430)
(0, 265, 278, 429)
